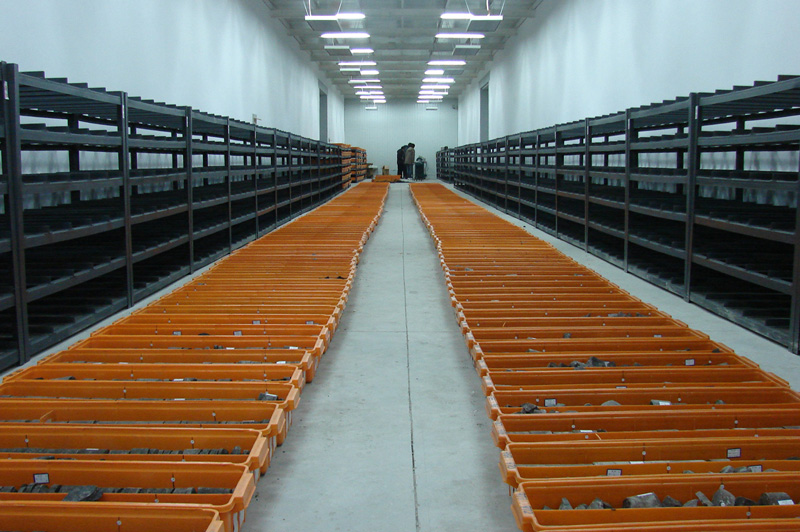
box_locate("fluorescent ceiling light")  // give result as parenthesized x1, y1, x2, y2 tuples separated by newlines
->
(321, 32, 370, 39)
(360, 69, 380, 75)
(361, 95, 385, 100)
(420, 90, 447, 95)
(339, 61, 376, 66)
(373, 99, 386, 103)
(348, 79, 381, 84)
(422, 77, 455, 83)
(365, 106, 377, 110)
(340, 67, 361, 72)
(368, 90, 384, 95)
(440, 12, 473, 19)
(427, 60, 466, 66)
(336, 13, 366, 20)
(435, 33, 485, 39)
(420, 84, 450, 89)
(351, 48, 374, 54)
(355, 90, 371, 95)
(426, 106, 438, 110)
(424, 69, 445, 75)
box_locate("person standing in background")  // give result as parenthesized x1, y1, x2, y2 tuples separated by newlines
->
(404, 143, 416, 180)
(397, 144, 408, 178)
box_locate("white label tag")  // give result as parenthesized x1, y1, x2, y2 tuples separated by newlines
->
(252, 320, 261, 325)
(306, 321, 315, 325)
(748, 464, 762, 473)
(276, 361, 287, 365)
(288, 346, 299, 350)
(33, 473, 49, 484)
(685, 358, 695, 366)
(173, 331, 181, 335)
(654, 400, 671, 406)
(173, 378, 184, 382)
(544, 398, 557, 407)
(778, 499, 794, 506)
(606, 469, 622, 477)
(234, 331, 242, 336)
(727, 448, 741, 459)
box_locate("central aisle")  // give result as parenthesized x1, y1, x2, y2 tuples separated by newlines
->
(248, 185, 518, 531)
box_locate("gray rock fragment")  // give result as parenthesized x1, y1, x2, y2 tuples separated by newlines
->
(759, 492, 793, 506)
(735, 496, 756, 506)
(63, 485, 102, 502)
(558, 497, 572, 510)
(683, 499, 699, 507)
(588, 498, 613, 509)
(601, 400, 621, 407)
(712, 486, 736, 506)
(661, 496, 682, 507)
(622, 492, 661, 508)
(695, 491, 713, 507)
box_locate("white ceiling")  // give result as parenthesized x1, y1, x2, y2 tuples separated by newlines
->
(265, 0, 543, 101)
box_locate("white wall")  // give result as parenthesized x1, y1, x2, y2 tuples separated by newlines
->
(0, 0, 344, 142)
(459, 0, 800, 144)
(344, 100, 459, 176)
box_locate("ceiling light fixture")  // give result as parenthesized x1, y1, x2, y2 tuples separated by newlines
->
(427, 60, 466, 66)
(440, 12, 473, 20)
(350, 48, 374, 54)
(321, 32, 370, 39)
(348, 79, 381, 84)
(338, 61, 377, 66)
(324, 45, 352, 56)
(340, 67, 361, 72)
(424, 69, 445, 75)
(422, 77, 455, 83)
(360, 69, 380, 75)
(335, 13, 366, 20)
(435, 33, 485, 39)
(420, 84, 450, 89)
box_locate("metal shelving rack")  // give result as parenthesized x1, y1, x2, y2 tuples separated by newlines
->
(439, 76, 800, 353)
(0, 61, 344, 371)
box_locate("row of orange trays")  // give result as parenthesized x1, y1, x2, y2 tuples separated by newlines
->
(486, 386, 800, 420)
(492, 406, 800, 447)
(0, 460, 252, 532)
(0, 503, 223, 532)
(0, 379, 301, 412)
(501, 435, 800, 488)
(118, 312, 338, 335)
(4, 362, 305, 390)
(512, 473, 800, 532)
(0, 394, 285, 443)
(469, 336, 727, 364)
(0, 424, 270, 475)
(41, 348, 319, 381)
(69, 335, 327, 360)
(476, 351, 757, 378)
(480, 366, 789, 396)
(92, 323, 332, 350)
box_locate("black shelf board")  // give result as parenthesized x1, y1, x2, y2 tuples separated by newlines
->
(127, 136, 185, 151)
(132, 267, 192, 303)
(20, 126, 122, 148)
(627, 263, 686, 297)
(694, 214, 794, 244)
(689, 292, 790, 346)
(629, 203, 687, 222)
(131, 235, 190, 264)
(22, 172, 123, 192)
(698, 127, 800, 147)
(587, 221, 625, 240)
(130, 204, 189, 225)
(131, 169, 189, 186)
(0, 291, 15, 314)
(26, 256, 127, 303)
(692, 254, 793, 295)
(27, 298, 128, 356)
(628, 234, 686, 259)
(193, 221, 231, 240)
(588, 196, 625, 209)
(24, 218, 125, 249)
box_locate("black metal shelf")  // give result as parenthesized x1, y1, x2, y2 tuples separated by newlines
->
(0, 61, 347, 371)
(442, 75, 800, 353)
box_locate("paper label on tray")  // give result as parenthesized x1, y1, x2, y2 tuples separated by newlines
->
(748, 465, 762, 473)
(252, 320, 261, 325)
(653, 400, 671, 405)
(173, 331, 182, 335)
(33, 473, 49, 484)
(234, 331, 242, 336)
(685, 358, 695, 366)
(544, 398, 557, 407)
(727, 448, 742, 459)
(778, 499, 794, 505)
(606, 469, 622, 477)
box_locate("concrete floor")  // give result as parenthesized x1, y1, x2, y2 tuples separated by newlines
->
(247, 184, 518, 531)
(447, 184, 800, 391)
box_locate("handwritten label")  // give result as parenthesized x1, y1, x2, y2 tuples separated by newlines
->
(33, 473, 49, 484)
(685, 358, 695, 366)
(544, 398, 557, 407)
(606, 469, 622, 477)
(727, 448, 741, 459)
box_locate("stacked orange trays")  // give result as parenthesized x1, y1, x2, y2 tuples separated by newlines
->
(0, 183, 389, 532)
(411, 183, 800, 532)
